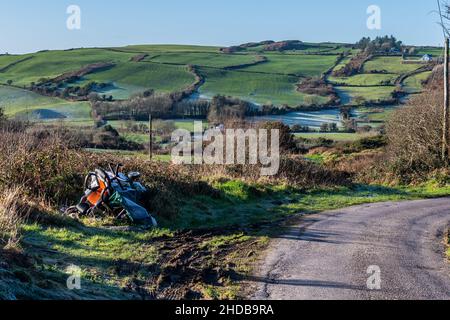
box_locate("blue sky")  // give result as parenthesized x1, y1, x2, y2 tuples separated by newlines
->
(0, 0, 444, 54)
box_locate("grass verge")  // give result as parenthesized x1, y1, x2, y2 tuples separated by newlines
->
(4, 180, 450, 300)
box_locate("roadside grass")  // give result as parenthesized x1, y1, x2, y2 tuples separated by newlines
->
(7, 222, 172, 300)
(6, 177, 450, 300)
(240, 53, 338, 77)
(161, 179, 450, 230)
(282, 183, 450, 215)
(199, 67, 328, 107)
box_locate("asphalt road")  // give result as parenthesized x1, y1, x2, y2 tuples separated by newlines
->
(252, 198, 450, 300)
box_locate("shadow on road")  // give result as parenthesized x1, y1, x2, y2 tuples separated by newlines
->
(246, 275, 366, 291)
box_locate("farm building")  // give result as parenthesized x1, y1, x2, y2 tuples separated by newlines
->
(421, 54, 433, 62)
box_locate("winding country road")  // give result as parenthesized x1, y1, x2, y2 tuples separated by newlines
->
(252, 198, 450, 300)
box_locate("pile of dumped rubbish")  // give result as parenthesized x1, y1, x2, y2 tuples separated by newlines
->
(65, 164, 157, 227)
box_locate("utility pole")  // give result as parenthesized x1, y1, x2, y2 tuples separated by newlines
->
(443, 37, 450, 162)
(149, 114, 153, 160)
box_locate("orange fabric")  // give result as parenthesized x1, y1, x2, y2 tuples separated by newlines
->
(87, 179, 108, 206)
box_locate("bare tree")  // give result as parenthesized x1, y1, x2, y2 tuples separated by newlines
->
(386, 91, 443, 180)
(437, 0, 450, 37)
(436, 1, 450, 161)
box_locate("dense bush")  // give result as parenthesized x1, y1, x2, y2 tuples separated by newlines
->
(385, 91, 444, 181)
(26, 125, 142, 151)
(0, 126, 350, 219)
(355, 36, 403, 54)
(259, 121, 298, 152)
(207, 95, 249, 125)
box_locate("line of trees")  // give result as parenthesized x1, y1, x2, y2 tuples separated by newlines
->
(355, 35, 403, 54)
(91, 91, 210, 121)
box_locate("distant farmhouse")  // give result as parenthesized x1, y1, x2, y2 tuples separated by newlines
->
(421, 54, 433, 62)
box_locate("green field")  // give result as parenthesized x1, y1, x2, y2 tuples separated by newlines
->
(146, 52, 259, 69)
(331, 55, 429, 104)
(199, 67, 328, 106)
(403, 71, 432, 93)
(0, 49, 135, 87)
(0, 85, 92, 121)
(240, 53, 338, 77)
(363, 56, 423, 75)
(296, 132, 376, 142)
(243, 43, 334, 54)
(82, 62, 196, 99)
(0, 54, 32, 70)
(335, 85, 395, 102)
(0, 43, 434, 125)
(414, 47, 444, 57)
(109, 119, 209, 132)
(117, 44, 221, 53)
(329, 73, 397, 86)
(332, 56, 352, 73)
(0, 45, 341, 107)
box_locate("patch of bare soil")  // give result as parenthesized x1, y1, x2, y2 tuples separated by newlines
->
(119, 229, 265, 300)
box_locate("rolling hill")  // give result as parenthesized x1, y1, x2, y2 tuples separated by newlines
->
(0, 41, 439, 125)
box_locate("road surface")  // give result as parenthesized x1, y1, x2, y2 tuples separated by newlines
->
(252, 198, 450, 300)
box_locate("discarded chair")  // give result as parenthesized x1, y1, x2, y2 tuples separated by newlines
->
(65, 164, 157, 227)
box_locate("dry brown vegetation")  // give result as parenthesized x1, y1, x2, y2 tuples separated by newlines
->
(332, 88, 450, 184)
(0, 188, 29, 250)
(385, 91, 444, 181)
(0, 124, 349, 221)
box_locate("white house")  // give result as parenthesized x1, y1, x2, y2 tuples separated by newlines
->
(421, 54, 433, 62)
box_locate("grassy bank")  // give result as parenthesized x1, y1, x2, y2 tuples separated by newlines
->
(3, 178, 450, 300)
